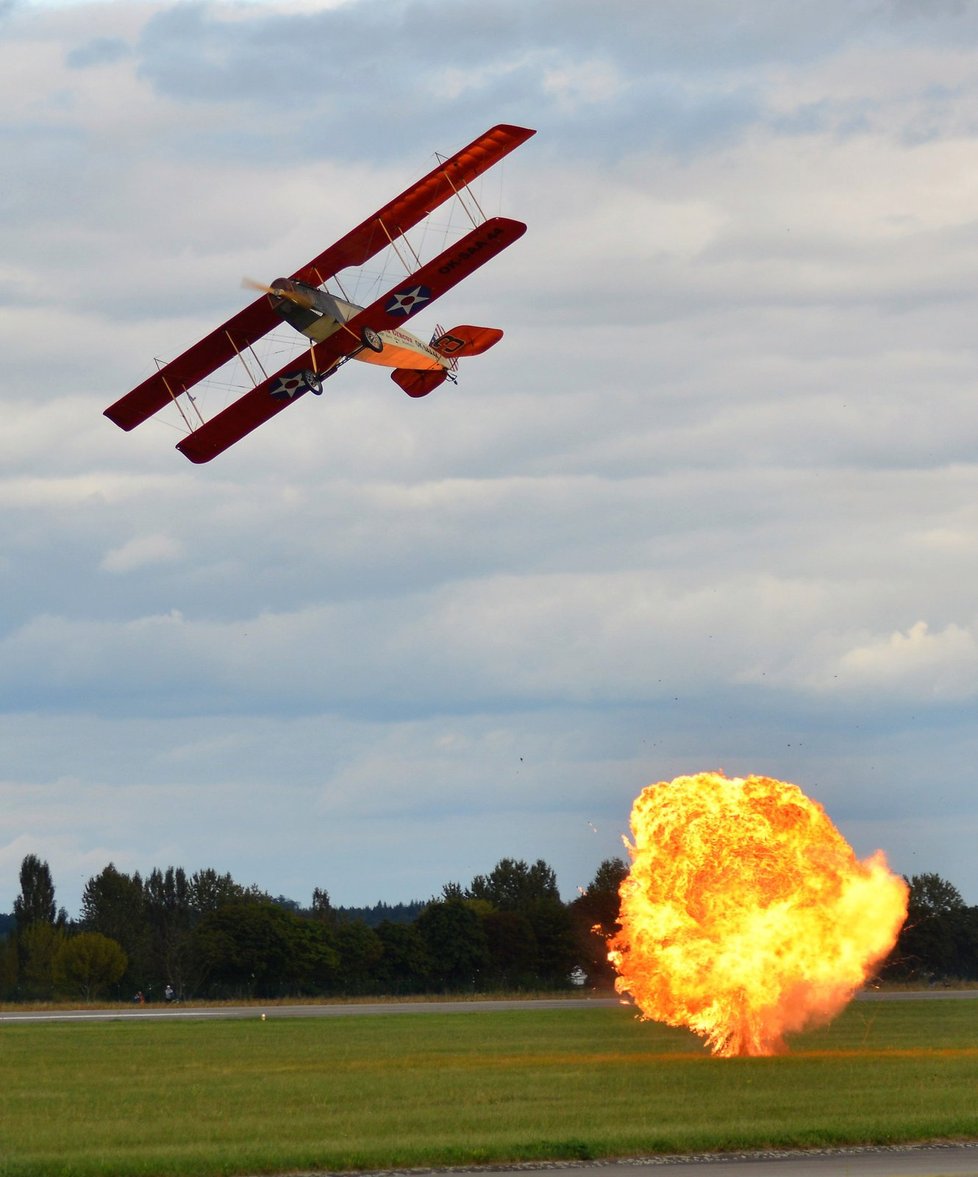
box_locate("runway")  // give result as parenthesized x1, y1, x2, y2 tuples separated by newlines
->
(0, 996, 625, 1022)
(1, 989, 975, 1023)
(431, 1146, 978, 1177)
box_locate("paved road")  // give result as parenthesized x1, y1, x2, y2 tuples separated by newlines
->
(0, 996, 627, 1022)
(441, 1146, 978, 1177)
(1, 990, 975, 1023)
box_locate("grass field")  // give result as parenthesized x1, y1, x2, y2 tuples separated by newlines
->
(1, 1000, 977, 1177)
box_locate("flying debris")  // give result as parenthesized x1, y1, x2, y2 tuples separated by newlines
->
(104, 125, 535, 463)
(608, 771, 908, 1057)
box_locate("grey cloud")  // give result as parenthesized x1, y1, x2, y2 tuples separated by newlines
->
(127, 2, 786, 163)
(65, 36, 131, 70)
(6, 0, 978, 909)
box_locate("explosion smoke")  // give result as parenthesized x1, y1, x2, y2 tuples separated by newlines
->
(608, 772, 908, 1057)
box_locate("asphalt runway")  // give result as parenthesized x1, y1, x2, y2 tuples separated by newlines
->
(442, 1147, 978, 1177)
(0, 996, 625, 1022)
(1, 989, 975, 1023)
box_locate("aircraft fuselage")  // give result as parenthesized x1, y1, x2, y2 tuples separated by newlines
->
(268, 279, 445, 372)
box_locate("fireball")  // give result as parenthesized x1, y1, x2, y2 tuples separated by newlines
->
(608, 771, 908, 1057)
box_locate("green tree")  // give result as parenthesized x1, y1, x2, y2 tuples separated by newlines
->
(569, 857, 628, 987)
(907, 873, 966, 917)
(18, 921, 66, 999)
(13, 854, 64, 933)
(187, 868, 249, 915)
(53, 933, 128, 1001)
(415, 898, 489, 991)
(310, 887, 335, 924)
(191, 901, 336, 998)
(80, 864, 149, 989)
(374, 921, 431, 994)
(0, 934, 17, 999)
(467, 858, 560, 910)
(887, 873, 973, 981)
(144, 867, 193, 995)
(523, 898, 577, 986)
(466, 858, 574, 987)
(481, 909, 538, 987)
(12, 854, 67, 997)
(333, 921, 383, 994)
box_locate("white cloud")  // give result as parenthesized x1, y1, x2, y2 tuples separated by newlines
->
(5, 0, 978, 915)
(542, 57, 627, 111)
(101, 532, 183, 572)
(830, 620, 978, 700)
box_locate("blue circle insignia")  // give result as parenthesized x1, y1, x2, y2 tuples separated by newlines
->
(385, 285, 432, 316)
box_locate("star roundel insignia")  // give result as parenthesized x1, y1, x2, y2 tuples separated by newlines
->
(386, 285, 432, 316)
(270, 373, 305, 399)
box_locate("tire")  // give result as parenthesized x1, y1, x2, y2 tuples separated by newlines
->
(361, 327, 384, 353)
(303, 370, 324, 395)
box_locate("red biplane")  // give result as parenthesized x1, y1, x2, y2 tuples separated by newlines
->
(104, 124, 535, 463)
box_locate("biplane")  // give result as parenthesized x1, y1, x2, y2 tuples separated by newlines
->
(104, 124, 535, 463)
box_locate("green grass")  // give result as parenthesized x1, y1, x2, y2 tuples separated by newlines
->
(1, 1001, 977, 1176)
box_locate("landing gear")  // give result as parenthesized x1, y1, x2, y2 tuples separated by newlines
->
(360, 327, 384, 353)
(302, 370, 324, 395)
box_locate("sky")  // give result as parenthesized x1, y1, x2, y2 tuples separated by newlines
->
(4, 0, 978, 919)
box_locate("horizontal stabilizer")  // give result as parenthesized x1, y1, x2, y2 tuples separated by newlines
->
(432, 325, 503, 359)
(392, 368, 448, 398)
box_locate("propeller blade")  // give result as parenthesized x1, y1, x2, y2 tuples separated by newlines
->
(243, 277, 316, 309)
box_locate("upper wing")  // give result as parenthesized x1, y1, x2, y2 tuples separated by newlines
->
(293, 123, 535, 285)
(176, 216, 526, 463)
(104, 124, 535, 433)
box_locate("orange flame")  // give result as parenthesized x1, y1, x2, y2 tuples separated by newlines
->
(608, 771, 908, 1057)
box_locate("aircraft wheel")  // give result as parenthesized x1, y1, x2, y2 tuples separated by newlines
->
(303, 370, 324, 395)
(361, 327, 384, 353)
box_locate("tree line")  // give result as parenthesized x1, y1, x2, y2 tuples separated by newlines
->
(0, 855, 625, 1001)
(1, 855, 975, 1002)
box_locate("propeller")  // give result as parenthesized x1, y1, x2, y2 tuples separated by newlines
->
(243, 277, 316, 309)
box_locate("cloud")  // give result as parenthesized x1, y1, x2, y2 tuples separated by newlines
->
(5, 0, 978, 917)
(65, 35, 131, 69)
(828, 620, 978, 700)
(100, 532, 183, 573)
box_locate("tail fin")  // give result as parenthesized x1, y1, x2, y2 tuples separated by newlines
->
(431, 325, 503, 359)
(394, 326, 504, 397)
(391, 368, 449, 398)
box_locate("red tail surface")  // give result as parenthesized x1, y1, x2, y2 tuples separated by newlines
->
(391, 368, 448, 398)
(432, 325, 503, 359)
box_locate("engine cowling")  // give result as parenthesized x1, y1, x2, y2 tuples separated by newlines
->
(266, 278, 325, 334)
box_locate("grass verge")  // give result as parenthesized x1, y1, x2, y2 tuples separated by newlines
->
(1, 1000, 977, 1176)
